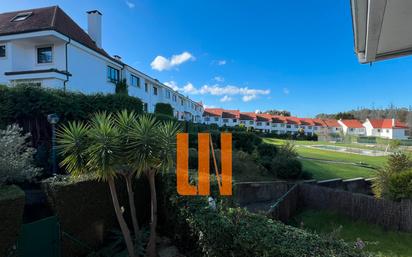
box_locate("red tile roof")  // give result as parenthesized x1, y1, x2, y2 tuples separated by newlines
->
(222, 110, 240, 119)
(256, 113, 272, 122)
(368, 119, 408, 129)
(0, 6, 121, 64)
(203, 108, 223, 117)
(340, 119, 364, 128)
(285, 117, 301, 125)
(322, 119, 340, 127)
(312, 118, 327, 127)
(299, 118, 315, 126)
(240, 112, 257, 120)
(271, 115, 287, 123)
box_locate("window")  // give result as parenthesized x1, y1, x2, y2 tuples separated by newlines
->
(153, 86, 158, 95)
(0, 45, 5, 58)
(107, 66, 119, 83)
(350, 128, 354, 132)
(180, 99, 184, 106)
(287, 125, 291, 129)
(308, 126, 312, 129)
(214, 117, 219, 122)
(257, 122, 262, 126)
(272, 123, 277, 127)
(233, 119, 237, 123)
(387, 129, 390, 133)
(280, 124, 285, 128)
(249, 121, 253, 125)
(377, 129, 381, 132)
(294, 125, 298, 129)
(11, 12, 32, 22)
(266, 122, 270, 126)
(223, 119, 228, 123)
(142, 103, 148, 112)
(130, 75, 140, 87)
(172, 94, 177, 102)
(204, 117, 210, 122)
(166, 90, 171, 99)
(144, 82, 148, 92)
(37, 46, 53, 63)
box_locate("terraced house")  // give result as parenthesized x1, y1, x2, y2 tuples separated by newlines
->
(0, 6, 203, 122)
(203, 108, 410, 140)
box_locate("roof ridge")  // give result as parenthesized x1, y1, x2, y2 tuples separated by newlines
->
(51, 5, 58, 28)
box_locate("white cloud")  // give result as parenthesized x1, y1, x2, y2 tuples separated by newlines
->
(125, 0, 135, 8)
(164, 81, 179, 91)
(164, 81, 270, 102)
(283, 87, 290, 95)
(151, 52, 195, 71)
(203, 104, 216, 108)
(220, 95, 232, 102)
(214, 76, 225, 82)
(242, 95, 257, 102)
(218, 60, 227, 66)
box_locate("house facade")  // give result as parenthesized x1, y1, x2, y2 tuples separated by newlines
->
(363, 119, 409, 140)
(0, 6, 203, 122)
(338, 119, 366, 136)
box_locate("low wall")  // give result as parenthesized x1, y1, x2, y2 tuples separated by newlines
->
(0, 185, 25, 257)
(299, 184, 412, 232)
(234, 181, 299, 221)
(315, 177, 373, 195)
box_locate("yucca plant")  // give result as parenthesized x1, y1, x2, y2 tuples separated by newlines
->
(57, 112, 136, 257)
(128, 115, 181, 257)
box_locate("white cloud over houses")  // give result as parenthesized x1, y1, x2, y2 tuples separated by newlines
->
(283, 87, 290, 95)
(214, 76, 225, 82)
(220, 95, 232, 102)
(125, 0, 135, 8)
(151, 52, 195, 71)
(164, 81, 270, 102)
(217, 60, 227, 65)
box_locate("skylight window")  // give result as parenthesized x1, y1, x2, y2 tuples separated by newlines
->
(11, 12, 32, 22)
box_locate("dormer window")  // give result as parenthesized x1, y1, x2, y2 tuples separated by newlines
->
(11, 12, 32, 22)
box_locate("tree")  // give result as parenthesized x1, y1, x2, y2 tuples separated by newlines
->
(265, 109, 291, 116)
(116, 78, 128, 95)
(128, 115, 181, 257)
(57, 113, 136, 257)
(154, 103, 174, 117)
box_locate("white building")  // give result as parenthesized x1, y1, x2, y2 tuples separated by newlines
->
(338, 119, 366, 136)
(0, 6, 203, 122)
(363, 119, 409, 140)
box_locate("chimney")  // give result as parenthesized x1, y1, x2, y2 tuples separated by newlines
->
(113, 55, 122, 61)
(392, 118, 395, 127)
(87, 10, 102, 48)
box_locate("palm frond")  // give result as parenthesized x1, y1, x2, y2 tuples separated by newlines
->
(56, 121, 90, 176)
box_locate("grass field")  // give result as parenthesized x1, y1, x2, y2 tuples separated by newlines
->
(291, 210, 412, 257)
(264, 138, 387, 180)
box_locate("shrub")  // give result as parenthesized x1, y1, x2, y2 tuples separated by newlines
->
(388, 170, 412, 201)
(257, 143, 277, 158)
(154, 103, 173, 117)
(0, 185, 25, 257)
(0, 124, 41, 185)
(372, 151, 412, 199)
(270, 142, 302, 179)
(189, 148, 198, 170)
(232, 131, 262, 153)
(115, 79, 128, 95)
(161, 174, 367, 257)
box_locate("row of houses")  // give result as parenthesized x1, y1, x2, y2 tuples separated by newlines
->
(202, 108, 410, 140)
(0, 6, 203, 122)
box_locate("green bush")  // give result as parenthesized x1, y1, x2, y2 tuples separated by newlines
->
(232, 131, 262, 153)
(115, 79, 128, 95)
(0, 124, 41, 184)
(388, 170, 412, 201)
(154, 103, 174, 117)
(270, 142, 302, 179)
(161, 174, 367, 257)
(0, 185, 25, 257)
(0, 85, 143, 171)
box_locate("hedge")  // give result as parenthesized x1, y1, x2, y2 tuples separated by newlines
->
(0, 85, 143, 145)
(0, 185, 25, 257)
(41, 175, 151, 257)
(160, 174, 369, 257)
(154, 103, 173, 117)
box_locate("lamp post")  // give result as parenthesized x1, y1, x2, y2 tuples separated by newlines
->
(47, 114, 60, 175)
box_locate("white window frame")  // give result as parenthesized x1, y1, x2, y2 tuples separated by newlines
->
(36, 45, 54, 65)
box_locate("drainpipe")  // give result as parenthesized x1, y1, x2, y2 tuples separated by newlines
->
(63, 38, 71, 93)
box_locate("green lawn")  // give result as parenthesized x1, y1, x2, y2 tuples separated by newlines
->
(264, 138, 387, 180)
(291, 210, 412, 257)
(300, 159, 377, 180)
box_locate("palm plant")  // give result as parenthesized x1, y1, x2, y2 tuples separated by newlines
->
(57, 113, 136, 257)
(128, 115, 181, 257)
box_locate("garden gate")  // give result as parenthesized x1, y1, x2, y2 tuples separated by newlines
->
(17, 216, 60, 257)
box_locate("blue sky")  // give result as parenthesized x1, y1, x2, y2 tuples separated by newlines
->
(3, 0, 412, 117)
